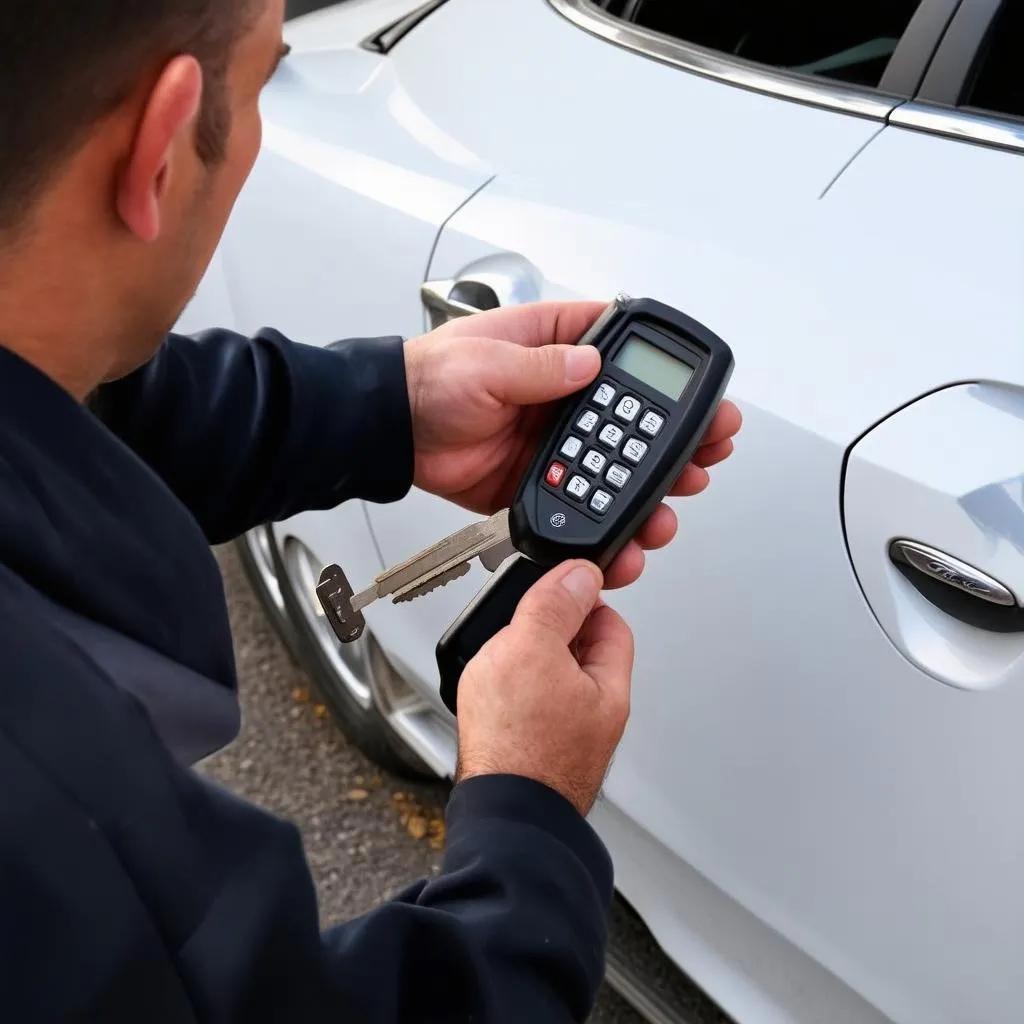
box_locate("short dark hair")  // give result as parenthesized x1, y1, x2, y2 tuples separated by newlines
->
(0, 0, 261, 232)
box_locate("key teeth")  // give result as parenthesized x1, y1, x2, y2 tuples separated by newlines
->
(392, 561, 471, 604)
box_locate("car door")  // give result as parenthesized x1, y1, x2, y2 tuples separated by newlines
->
(361, 2, 1024, 1022)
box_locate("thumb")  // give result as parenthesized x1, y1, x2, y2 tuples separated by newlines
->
(513, 560, 603, 645)
(485, 340, 601, 406)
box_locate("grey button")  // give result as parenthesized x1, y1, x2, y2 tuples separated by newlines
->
(590, 490, 613, 515)
(638, 411, 665, 437)
(581, 449, 607, 475)
(560, 436, 583, 459)
(622, 438, 649, 465)
(592, 382, 616, 408)
(605, 463, 631, 491)
(565, 475, 591, 501)
(598, 423, 624, 450)
(614, 395, 641, 423)
(576, 410, 599, 435)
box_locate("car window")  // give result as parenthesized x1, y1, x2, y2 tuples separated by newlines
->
(595, 0, 922, 89)
(962, 1, 1023, 120)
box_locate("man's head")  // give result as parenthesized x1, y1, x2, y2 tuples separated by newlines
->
(0, 0, 287, 395)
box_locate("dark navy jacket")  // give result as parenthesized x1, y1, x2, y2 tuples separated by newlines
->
(0, 329, 613, 1023)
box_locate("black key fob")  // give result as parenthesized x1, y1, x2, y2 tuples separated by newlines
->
(436, 555, 546, 715)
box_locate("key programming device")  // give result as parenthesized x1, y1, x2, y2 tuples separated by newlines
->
(437, 295, 734, 712)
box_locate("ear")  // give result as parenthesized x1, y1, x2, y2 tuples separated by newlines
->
(116, 56, 204, 243)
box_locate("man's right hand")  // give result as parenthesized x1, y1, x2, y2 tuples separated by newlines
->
(455, 561, 634, 817)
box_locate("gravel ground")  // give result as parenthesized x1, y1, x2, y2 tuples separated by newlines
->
(200, 543, 642, 1022)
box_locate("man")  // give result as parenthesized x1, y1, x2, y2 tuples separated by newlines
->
(0, 0, 740, 1021)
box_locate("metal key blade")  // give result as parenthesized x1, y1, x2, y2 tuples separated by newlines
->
(352, 508, 511, 612)
(317, 509, 513, 645)
(392, 561, 472, 604)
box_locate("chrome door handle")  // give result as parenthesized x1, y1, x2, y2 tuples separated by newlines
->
(421, 279, 499, 327)
(421, 255, 541, 328)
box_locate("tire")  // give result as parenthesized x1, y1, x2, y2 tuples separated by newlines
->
(268, 530, 435, 781)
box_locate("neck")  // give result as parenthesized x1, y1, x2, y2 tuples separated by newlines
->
(0, 229, 121, 402)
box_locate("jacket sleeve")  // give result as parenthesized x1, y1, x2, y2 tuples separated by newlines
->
(179, 774, 614, 1024)
(88, 328, 415, 544)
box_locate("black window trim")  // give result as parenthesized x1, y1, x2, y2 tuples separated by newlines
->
(551, 0, 1023, 155)
(890, 0, 1024, 153)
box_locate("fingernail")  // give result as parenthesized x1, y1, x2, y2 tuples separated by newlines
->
(562, 564, 601, 604)
(565, 346, 600, 385)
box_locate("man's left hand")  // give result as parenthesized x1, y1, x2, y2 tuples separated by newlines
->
(404, 301, 742, 590)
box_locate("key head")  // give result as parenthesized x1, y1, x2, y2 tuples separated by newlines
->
(436, 554, 547, 715)
(317, 564, 367, 643)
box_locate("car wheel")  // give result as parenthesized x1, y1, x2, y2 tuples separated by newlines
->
(268, 530, 435, 781)
(235, 526, 303, 663)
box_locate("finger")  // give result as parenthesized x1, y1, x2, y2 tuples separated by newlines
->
(483, 338, 601, 406)
(575, 605, 635, 693)
(602, 542, 645, 590)
(634, 503, 677, 551)
(692, 438, 733, 468)
(667, 463, 711, 498)
(513, 559, 604, 644)
(700, 400, 743, 446)
(450, 300, 608, 349)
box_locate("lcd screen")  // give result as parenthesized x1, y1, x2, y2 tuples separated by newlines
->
(612, 335, 694, 401)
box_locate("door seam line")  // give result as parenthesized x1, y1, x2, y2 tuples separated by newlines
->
(817, 124, 887, 199)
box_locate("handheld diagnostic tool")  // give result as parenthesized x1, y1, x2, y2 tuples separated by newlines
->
(435, 295, 734, 712)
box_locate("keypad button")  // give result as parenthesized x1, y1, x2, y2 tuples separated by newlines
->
(605, 463, 632, 491)
(622, 438, 649, 465)
(591, 382, 616, 408)
(598, 423, 624, 450)
(581, 449, 607, 475)
(590, 489, 613, 515)
(559, 436, 583, 459)
(545, 462, 567, 487)
(565, 475, 591, 501)
(614, 395, 641, 423)
(575, 410, 599, 435)
(638, 411, 665, 438)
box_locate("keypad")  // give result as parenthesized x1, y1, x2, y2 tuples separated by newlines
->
(590, 490, 613, 515)
(605, 463, 631, 491)
(638, 411, 664, 438)
(544, 380, 668, 517)
(560, 436, 583, 459)
(598, 424, 624, 450)
(622, 438, 649, 465)
(565, 475, 591, 501)
(614, 395, 641, 423)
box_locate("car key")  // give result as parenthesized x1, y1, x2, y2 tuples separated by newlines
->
(316, 508, 514, 644)
(435, 295, 734, 713)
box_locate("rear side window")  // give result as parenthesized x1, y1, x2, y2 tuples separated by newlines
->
(963, 2, 1024, 120)
(596, 0, 921, 89)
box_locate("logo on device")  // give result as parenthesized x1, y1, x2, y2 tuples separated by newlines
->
(550, 513, 567, 529)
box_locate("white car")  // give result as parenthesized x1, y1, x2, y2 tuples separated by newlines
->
(180, 1, 1024, 1021)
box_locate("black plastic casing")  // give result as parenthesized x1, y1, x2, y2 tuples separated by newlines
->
(509, 295, 734, 571)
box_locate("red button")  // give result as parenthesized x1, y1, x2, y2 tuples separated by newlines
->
(545, 462, 567, 486)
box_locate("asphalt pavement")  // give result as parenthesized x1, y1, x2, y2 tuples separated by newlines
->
(201, 542, 642, 1022)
